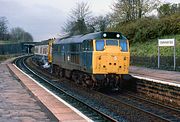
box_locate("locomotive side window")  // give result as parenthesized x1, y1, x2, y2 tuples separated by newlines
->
(106, 40, 118, 46)
(35, 47, 38, 53)
(82, 40, 93, 51)
(53, 45, 58, 52)
(58, 45, 61, 53)
(120, 40, 128, 52)
(96, 40, 104, 51)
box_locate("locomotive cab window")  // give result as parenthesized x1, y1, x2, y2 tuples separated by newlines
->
(120, 40, 128, 52)
(96, 40, 104, 51)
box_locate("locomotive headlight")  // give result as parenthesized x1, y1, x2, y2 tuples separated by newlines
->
(103, 33, 107, 37)
(116, 34, 120, 38)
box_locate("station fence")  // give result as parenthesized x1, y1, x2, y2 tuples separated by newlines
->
(0, 42, 35, 55)
(0, 44, 23, 55)
(130, 55, 180, 71)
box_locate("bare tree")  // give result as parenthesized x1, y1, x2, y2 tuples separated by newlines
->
(90, 15, 111, 32)
(10, 27, 33, 42)
(0, 16, 8, 40)
(62, 2, 92, 35)
(70, 2, 91, 22)
(111, 0, 160, 23)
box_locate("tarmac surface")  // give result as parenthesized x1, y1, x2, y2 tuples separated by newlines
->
(0, 64, 55, 122)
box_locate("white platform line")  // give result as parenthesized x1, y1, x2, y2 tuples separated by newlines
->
(13, 64, 93, 122)
(131, 74, 180, 87)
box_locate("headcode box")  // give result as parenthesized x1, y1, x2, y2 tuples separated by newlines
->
(158, 39, 175, 47)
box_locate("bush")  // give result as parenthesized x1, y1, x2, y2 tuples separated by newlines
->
(110, 13, 180, 43)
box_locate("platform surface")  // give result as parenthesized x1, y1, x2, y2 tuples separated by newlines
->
(130, 66, 180, 84)
(0, 64, 54, 122)
(8, 63, 89, 122)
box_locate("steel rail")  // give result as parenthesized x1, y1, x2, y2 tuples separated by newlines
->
(125, 92, 180, 112)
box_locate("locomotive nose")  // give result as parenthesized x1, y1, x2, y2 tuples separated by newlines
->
(94, 46, 129, 75)
(105, 55, 119, 73)
(96, 54, 120, 74)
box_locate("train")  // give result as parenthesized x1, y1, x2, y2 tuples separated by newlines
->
(34, 32, 130, 89)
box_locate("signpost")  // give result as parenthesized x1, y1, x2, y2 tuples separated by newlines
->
(158, 39, 176, 70)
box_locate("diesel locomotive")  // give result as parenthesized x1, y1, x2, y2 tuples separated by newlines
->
(34, 32, 130, 89)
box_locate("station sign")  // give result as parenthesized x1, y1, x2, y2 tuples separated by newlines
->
(158, 39, 175, 47)
(158, 38, 176, 70)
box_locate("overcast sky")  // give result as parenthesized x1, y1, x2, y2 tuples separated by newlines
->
(0, 0, 179, 41)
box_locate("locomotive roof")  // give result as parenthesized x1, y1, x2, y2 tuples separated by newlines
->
(35, 39, 49, 46)
(54, 32, 127, 44)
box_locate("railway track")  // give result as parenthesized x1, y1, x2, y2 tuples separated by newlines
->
(15, 55, 180, 122)
(103, 92, 180, 122)
(13, 56, 117, 122)
(124, 92, 180, 110)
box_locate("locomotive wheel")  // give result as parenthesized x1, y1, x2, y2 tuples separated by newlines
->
(72, 71, 81, 84)
(59, 69, 64, 78)
(52, 65, 60, 76)
(82, 75, 95, 89)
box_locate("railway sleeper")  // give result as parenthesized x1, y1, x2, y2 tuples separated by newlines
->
(136, 86, 180, 107)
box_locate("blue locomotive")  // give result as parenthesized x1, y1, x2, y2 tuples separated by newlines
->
(34, 32, 130, 89)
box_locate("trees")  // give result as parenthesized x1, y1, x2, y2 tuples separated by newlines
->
(0, 17, 9, 40)
(62, 2, 112, 35)
(111, 0, 160, 23)
(90, 15, 111, 32)
(62, 2, 91, 35)
(158, 3, 180, 17)
(10, 27, 33, 42)
(23, 32, 33, 42)
(0, 17, 33, 42)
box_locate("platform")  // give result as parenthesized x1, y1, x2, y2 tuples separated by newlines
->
(0, 64, 55, 122)
(129, 66, 180, 86)
(8, 63, 90, 122)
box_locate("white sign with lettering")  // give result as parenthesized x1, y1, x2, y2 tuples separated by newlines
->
(158, 38, 176, 70)
(158, 39, 175, 47)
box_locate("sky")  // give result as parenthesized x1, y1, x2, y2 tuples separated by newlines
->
(0, 0, 179, 41)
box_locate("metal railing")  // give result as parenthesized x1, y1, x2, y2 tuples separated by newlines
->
(130, 55, 180, 71)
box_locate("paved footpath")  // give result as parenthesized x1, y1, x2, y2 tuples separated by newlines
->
(0, 64, 56, 122)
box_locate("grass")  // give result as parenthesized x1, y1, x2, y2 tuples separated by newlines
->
(0, 40, 18, 44)
(130, 34, 180, 57)
(0, 54, 19, 63)
(0, 55, 12, 62)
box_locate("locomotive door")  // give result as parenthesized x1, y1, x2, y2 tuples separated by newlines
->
(82, 40, 93, 72)
(82, 40, 88, 70)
